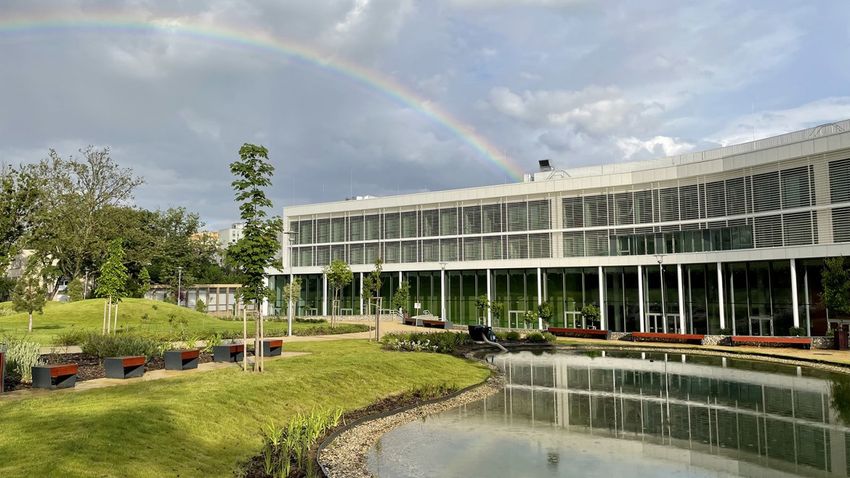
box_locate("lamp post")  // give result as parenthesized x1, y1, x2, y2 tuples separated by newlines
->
(439, 261, 447, 322)
(83, 267, 89, 299)
(177, 266, 183, 307)
(655, 254, 665, 333)
(283, 231, 299, 337)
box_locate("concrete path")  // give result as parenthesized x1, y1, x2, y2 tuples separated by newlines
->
(1, 352, 310, 401)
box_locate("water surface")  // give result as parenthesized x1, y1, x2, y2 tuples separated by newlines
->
(368, 350, 850, 477)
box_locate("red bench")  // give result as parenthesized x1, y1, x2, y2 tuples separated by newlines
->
(213, 344, 246, 362)
(262, 339, 283, 357)
(547, 328, 608, 339)
(420, 319, 451, 329)
(165, 349, 200, 370)
(630, 332, 705, 344)
(730, 336, 812, 349)
(32, 364, 79, 389)
(105, 356, 146, 379)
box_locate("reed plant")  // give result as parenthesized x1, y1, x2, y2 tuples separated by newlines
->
(259, 407, 343, 477)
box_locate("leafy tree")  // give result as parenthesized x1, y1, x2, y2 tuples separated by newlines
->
(475, 295, 489, 324)
(282, 277, 302, 310)
(96, 239, 128, 334)
(363, 258, 384, 339)
(581, 304, 600, 327)
(25, 147, 143, 294)
(0, 166, 41, 276)
(324, 259, 353, 327)
(391, 280, 411, 315)
(67, 278, 84, 302)
(195, 298, 207, 313)
(538, 301, 553, 328)
(227, 144, 283, 372)
(138, 266, 151, 298)
(12, 262, 46, 333)
(822, 257, 850, 318)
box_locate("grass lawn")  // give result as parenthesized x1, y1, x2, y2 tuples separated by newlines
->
(0, 299, 368, 345)
(0, 340, 490, 477)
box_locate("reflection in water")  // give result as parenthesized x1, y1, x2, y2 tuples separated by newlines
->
(368, 351, 850, 478)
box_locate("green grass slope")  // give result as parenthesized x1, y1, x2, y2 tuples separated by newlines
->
(0, 298, 356, 345)
(0, 340, 490, 477)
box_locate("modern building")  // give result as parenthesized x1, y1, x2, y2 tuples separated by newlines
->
(270, 120, 850, 337)
(217, 223, 245, 249)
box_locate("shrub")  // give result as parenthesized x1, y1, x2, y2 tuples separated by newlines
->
(79, 333, 164, 361)
(294, 317, 327, 324)
(1, 336, 43, 384)
(505, 331, 521, 341)
(719, 327, 732, 335)
(494, 331, 508, 341)
(525, 332, 548, 343)
(789, 326, 805, 336)
(202, 333, 223, 354)
(541, 332, 557, 343)
(381, 331, 471, 353)
(195, 298, 206, 313)
(260, 408, 343, 478)
(53, 328, 90, 346)
(67, 279, 84, 302)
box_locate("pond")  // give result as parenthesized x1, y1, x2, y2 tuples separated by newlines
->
(368, 350, 850, 477)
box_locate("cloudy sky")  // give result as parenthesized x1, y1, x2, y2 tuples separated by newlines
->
(1, 1, 849, 230)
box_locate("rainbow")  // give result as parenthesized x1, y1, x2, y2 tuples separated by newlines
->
(0, 13, 525, 180)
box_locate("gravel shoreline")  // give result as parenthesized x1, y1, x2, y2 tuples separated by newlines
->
(319, 373, 504, 478)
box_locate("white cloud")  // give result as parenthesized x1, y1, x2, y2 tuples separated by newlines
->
(178, 109, 221, 141)
(616, 136, 694, 160)
(446, 0, 587, 8)
(708, 97, 850, 146)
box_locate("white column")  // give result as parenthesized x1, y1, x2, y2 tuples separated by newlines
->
(717, 262, 726, 331)
(359, 272, 364, 315)
(486, 268, 492, 327)
(637, 265, 645, 332)
(677, 264, 686, 333)
(791, 258, 800, 328)
(537, 267, 543, 330)
(398, 270, 402, 285)
(598, 266, 606, 330)
(322, 273, 328, 316)
(261, 275, 270, 317)
(440, 268, 446, 321)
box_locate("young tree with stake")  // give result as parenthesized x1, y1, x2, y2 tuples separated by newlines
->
(12, 261, 47, 333)
(362, 258, 383, 340)
(324, 259, 352, 328)
(97, 239, 128, 334)
(227, 144, 282, 373)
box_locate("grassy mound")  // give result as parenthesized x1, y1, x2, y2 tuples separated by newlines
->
(0, 340, 490, 477)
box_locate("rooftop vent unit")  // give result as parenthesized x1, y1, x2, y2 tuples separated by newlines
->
(538, 159, 553, 172)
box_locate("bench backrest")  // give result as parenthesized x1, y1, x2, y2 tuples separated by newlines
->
(266, 340, 283, 347)
(228, 344, 245, 353)
(179, 349, 200, 360)
(731, 336, 811, 343)
(48, 364, 79, 377)
(120, 356, 146, 367)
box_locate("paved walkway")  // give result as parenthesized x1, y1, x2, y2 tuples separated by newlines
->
(557, 336, 850, 368)
(1, 352, 310, 401)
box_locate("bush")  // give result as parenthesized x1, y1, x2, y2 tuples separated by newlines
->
(260, 408, 343, 478)
(79, 333, 165, 361)
(381, 331, 472, 353)
(494, 331, 508, 341)
(541, 332, 557, 343)
(1, 336, 43, 384)
(67, 279, 84, 302)
(505, 331, 521, 341)
(789, 326, 805, 336)
(195, 298, 206, 313)
(53, 328, 89, 346)
(525, 332, 548, 343)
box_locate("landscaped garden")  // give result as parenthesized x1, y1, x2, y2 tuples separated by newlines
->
(0, 298, 369, 345)
(0, 340, 490, 477)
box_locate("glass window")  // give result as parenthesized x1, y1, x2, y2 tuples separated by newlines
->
(299, 220, 313, 244)
(401, 241, 417, 263)
(421, 210, 439, 237)
(563, 197, 583, 228)
(421, 240, 439, 262)
(752, 171, 781, 212)
(482, 204, 502, 233)
(331, 218, 345, 243)
(633, 190, 653, 224)
(563, 232, 584, 257)
(350, 244, 364, 264)
(781, 166, 811, 209)
(462, 206, 481, 234)
(384, 213, 400, 239)
(507, 235, 528, 259)
(316, 219, 330, 243)
(331, 245, 345, 262)
(614, 193, 633, 225)
(299, 247, 313, 266)
(364, 243, 379, 263)
(349, 216, 363, 241)
(384, 242, 400, 263)
(463, 237, 481, 261)
(506, 202, 528, 231)
(583, 195, 608, 227)
(659, 187, 679, 223)
(401, 212, 417, 238)
(440, 208, 458, 235)
(440, 239, 458, 261)
(529, 234, 550, 258)
(528, 200, 550, 230)
(364, 215, 379, 240)
(482, 236, 502, 260)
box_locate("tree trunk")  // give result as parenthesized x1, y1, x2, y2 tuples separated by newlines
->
(28, 312, 33, 332)
(258, 309, 264, 373)
(113, 301, 119, 334)
(242, 307, 248, 372)
(254, 314, 260, 373)
(103, 299, 108, 335)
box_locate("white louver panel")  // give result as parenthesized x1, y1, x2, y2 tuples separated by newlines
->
(482, 204, 503, 233)
(421, 239, 439, 262)
(440, 208, 458, 235)
(440, 239, 458, 261)
(299, 247, 313, 267)
(614, 192, 634, 225)
(482, 236, 502, 260)
(462, 206, 481, 234)
(583, 195, 608, 227)
(364, 215, 380, 241)
(330, 218, 345, 243)
(384, 242, 400, 263)
(507, 235, 528, 259)
(528, 200, 550, 230)
(299, 220, 313, 244)
(833, 207, 850, 243)
(634, 190, 653, 224)
(316, 219, 330, 243)
(401, 212, 417, 238)
(529, 233, 551, 258)
(563, 232, 584, 257)
(420, 210, 439, 237)
(364, 243, 379, 263)
(754, 215, 782, 248)
(349, 216, 363, 241)
(384, 213, 400, 240)
(463, 237, 481, 261)
(563, 197, 583, 228)
(506, 202, 528, 232)
(350, 244, 364, 264)
(585, 230, 609, 256)
(401, 241, 417, 263)
(315, 246, 330, 266)
(752, 171, 781, 212)
(782, 212, 814, 246)
(331, 245, 346, 262)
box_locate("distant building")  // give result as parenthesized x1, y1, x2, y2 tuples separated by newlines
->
(190, 230, 219, 243)
(217, 223, 245, 249)
(144, 283, 255, 316)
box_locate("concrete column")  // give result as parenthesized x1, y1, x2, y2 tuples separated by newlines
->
(537, 267, 543, 330)
(791, 258, 800, 328)
(261, 275, 270, 317)
(637, 265, 645, 332)
(322, 273, 328, 316)
(440, 268, 446, 321)
(677, 264, 686, 333)
(717, 262, 726, 330)
(359, 272, 364, 315)
(598, 266, 606, 330)
(486, 268, 492, 327)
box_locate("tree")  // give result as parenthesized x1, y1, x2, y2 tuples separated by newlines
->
(195, 298, 207, 313)
(391, 280, 411, 316)
(0, 166, 41, 276)
(282, 277, 302, 316)
(475, 295, 489, 325)
(67, 278, 84, 302)
(96, 239, 128, 334)
(362, 258, 383, 340)
(538, 301, 553, 329)
(227, 144, 283, 373)
(324, 259, 353, 327)
(12, 262, 46, 333)
(822, 257, 850, 319)
(138, 266, 151, 298)
(25, 147, 143, 294)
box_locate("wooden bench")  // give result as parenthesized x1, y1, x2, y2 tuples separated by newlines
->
(213, 344, 245, 363)
(32, 364, 78, 389)
(630, 332, 705, 344)
(402, 314, 417, 326)
(420, 319, 451, 329)
(730, 336, 812, 349)
(165, 349, 200, 371)
(547, 327, 608, 339)
(262, 339, 283, 357)
(104, 356, 146, 379)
